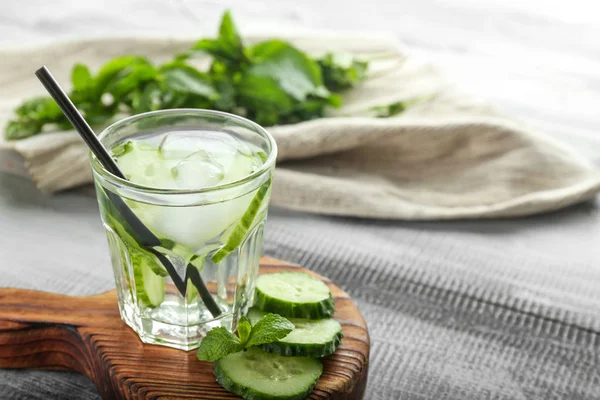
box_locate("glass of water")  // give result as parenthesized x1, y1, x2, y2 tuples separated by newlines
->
(90, 109, 276, 350)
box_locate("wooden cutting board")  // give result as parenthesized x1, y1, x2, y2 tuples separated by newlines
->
(0, 257, 369, 399)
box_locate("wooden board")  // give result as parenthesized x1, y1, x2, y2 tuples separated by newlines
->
(0, 257, 369, 399)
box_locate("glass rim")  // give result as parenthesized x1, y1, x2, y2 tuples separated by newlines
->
(90, 109, 277, 196)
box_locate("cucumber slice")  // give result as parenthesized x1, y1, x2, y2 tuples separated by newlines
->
(211, 178, 271, 264)
(247, 308, 343, 358)
(104, 208, 168, 279)
(214, 347, 322, 400)
(254, 272, 335, 319)
(185, 256, 205, 302)
(186, 279, 199, 302)
(132, 249, 165, 307)
(113, 140, 175, 189)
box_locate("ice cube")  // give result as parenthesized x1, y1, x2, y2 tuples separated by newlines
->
(158, 130, 242, 160)
(221, 152, 264, 183)
(171, 150, 226, 189)
(140, 191, 255, 250)
(158, 132, 201, 161)
(199, 132, 245, 173)
(157, 130, 253, 182)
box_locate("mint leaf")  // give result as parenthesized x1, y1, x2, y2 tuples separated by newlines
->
(212, 73, 236, 111)
(94, 56, 152, 98)
(195, 313, 293, 362)
(215, 9, 246, 64)
(196, 327, 244, 362)
(218, 10, 242, 51)
(111, 140, 133, 157)
(249, 40, 324, 101)
(185, 39, 229, 61)
(107, 63, 157, 99)
(14, 97, 61, 120)
(85, 107, 117, 126)
(70, 64, 97, 106)
(131, 82, 161, 113)
(159, 62, 218, 99)
(236, 73, 294, 126)
(237, 316, 252, 344)
(318, 52, 368, 92)
(245, 313, 294, 348)
(5, 120, 42, 140)
(370, 100, 406, 118)
(71, 64, 92, 92)
(186, 10, 247, 65)
(5, 97, 66, 140)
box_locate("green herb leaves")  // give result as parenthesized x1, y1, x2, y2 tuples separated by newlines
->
(71, 64, 92, 92)
(244, 313, 295, 348)
(184, 10, 248, 65)
(5, 10, 373, 140)
(159, 62, 218, 99)
(237, 316, 253, 344)
(6, 96, 66, 139)
(318, 52, 368, 92)
(370, 100, 406, 118)
(196, 327, 245, 362)
(197, 314, 294, 362)
(249, 40, 325, 101)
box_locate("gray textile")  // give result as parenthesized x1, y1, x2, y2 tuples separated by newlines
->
(1, 172, 599, 399)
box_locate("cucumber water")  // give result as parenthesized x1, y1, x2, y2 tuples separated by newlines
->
(113, 131, 267, 251)
(98, 124, 274, 350)
(254, 272, 335, 319)
(214, 347, 323, 400)
(248, 308, 343, 358)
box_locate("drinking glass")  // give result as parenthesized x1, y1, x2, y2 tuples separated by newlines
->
(90, 109, 276, 350)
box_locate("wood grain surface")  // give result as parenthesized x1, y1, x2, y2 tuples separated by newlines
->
(0, 257, 369, 400)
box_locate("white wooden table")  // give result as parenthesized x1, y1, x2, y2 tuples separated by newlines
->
(1, 1, 599, 399)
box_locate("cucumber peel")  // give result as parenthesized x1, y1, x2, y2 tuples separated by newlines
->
(214, 347, 322, 400)
(132, 249, 165, 307)
(186, 279, 199, 302)
(247, 308, 342, 358)
(185, 256, 205, 302)
(254, 272, 335, 319)
(211, 178, 271, 264)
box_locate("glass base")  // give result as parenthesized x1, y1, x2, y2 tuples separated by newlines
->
(103, 214, 266, 351)
(119, 298, 233, 351)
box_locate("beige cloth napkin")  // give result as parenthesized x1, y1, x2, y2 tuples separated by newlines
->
(1, 35, 599, 219)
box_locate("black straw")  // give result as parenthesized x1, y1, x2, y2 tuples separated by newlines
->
(35, 66, 125, 179)
(186, 264, 223, 317)
(35, 66, 221, 318)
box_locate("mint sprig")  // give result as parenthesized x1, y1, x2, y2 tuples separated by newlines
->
(245, 313, 295, 348)
(194, 327, 244, 362)
(237, 316, 252, 344)
(5, 10, 378, 141)
(197, 314, 294, 362)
